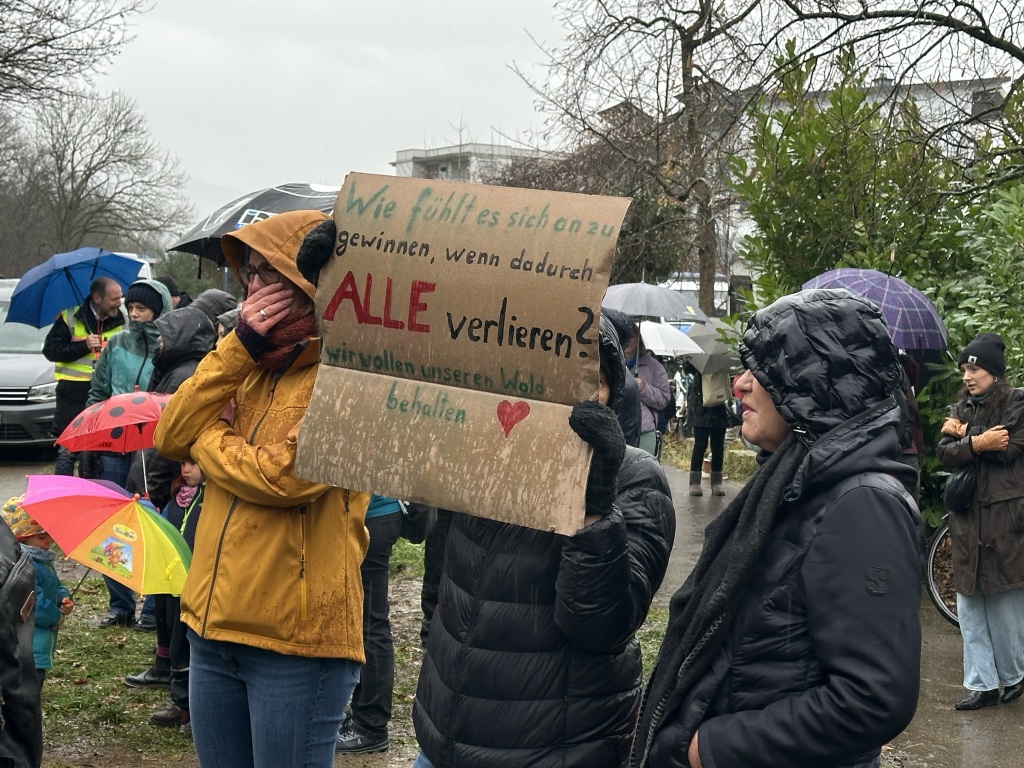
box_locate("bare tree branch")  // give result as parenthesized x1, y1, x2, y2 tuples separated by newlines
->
(0, 0, 146, 104)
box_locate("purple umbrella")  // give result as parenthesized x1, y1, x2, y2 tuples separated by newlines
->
(802, 268, 947, 350)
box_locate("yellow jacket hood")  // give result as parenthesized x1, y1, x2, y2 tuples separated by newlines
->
(221, 210, 328, 300)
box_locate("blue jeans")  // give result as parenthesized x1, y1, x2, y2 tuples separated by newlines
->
(98, 452, 132, 488)
(53, 445, 77, 476)
(98, 451, 136, 617)
(104, 576, 135, 619)
(188, 630, 359, 768)
(412, 752, 436, 768)
(958, 587, 1024, 690)
(351, 512, 402, 738)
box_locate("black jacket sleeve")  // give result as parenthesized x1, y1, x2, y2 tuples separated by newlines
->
(554, 448, 675, 652)
(697, 485, 922, 768)
(42, 311, 89, 363)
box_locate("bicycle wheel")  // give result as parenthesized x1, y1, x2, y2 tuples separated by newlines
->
(926, 520, 959, 627)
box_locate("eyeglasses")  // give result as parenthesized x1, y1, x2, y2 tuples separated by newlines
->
(239, 262, 282, 285)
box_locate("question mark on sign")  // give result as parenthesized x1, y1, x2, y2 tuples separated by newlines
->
(575, 306, 594, 358)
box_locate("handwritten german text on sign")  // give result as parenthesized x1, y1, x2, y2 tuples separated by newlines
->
(295, 173, 629, 533)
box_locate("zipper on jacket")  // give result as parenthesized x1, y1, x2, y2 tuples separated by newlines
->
(134, 333, 150, 389)
(201, 494, 240, 635)
(299, 504, 308, 621)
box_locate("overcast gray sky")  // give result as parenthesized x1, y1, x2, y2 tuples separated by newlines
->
(98, 0, 565, 216)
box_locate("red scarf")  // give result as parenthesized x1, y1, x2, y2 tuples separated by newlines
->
(259, 313, 318, 371)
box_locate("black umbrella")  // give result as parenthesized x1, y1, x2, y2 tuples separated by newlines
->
(171, 182, 341, 265)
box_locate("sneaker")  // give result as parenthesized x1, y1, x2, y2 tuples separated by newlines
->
(335, 723, 388, 754)
(134, 615, 157, 632)
(148, 702, 183, 727)
(179, 719, 192, 738)
(98, 612, 133, 628)
(124, 666, 171, 688)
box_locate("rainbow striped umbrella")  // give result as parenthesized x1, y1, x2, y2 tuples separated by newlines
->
(22, 475, 191, 595)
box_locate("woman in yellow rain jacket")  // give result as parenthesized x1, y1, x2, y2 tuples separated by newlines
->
(154, 210, 369, 768)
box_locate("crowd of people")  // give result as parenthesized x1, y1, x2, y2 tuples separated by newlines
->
(8, 208, 1015, 768)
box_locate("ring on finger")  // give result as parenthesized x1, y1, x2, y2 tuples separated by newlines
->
(259, 309, 267, 319)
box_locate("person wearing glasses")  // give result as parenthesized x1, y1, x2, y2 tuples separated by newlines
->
(153, 210, 370, 768)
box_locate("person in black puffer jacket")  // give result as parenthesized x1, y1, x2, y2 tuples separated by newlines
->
(633, 289, 923, 768)
(411, 314, 676, 768)
(0, 521, 42, 768)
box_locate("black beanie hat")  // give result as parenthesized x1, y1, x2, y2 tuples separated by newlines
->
(124, 282, 163, 316)
(958, 332, 1006, 377)
(155, 275, 180, 296)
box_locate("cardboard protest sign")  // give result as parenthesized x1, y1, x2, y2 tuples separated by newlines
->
(295, 173, 629, 534)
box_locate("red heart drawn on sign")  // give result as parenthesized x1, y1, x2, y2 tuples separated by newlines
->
(496, 400, 531, 438)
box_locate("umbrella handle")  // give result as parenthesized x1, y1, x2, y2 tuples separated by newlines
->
(67, 566, 92, 601)
(139, 438, 148, 495)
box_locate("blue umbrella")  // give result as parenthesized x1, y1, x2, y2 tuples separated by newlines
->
(6, 248, 143, 328)
(802, 268, 948, 350)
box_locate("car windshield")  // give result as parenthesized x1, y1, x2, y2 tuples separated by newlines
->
(0, 302, 50, 354)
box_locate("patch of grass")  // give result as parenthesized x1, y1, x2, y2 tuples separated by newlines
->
(637, 605, 669, 675)
(390, 538, 425, 579)
(41, 574, 189, 760)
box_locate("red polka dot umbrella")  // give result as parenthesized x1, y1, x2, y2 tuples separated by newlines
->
(57, 391, 173, 454)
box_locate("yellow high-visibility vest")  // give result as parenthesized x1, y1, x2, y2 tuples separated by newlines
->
(53, 308, 121, 382)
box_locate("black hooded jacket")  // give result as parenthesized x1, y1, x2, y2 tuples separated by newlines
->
(413, 316, 676, 768)
(640, 290, 923, 768)
(126, 307, 217, 509)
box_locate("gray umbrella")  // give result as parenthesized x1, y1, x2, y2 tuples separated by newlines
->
(602, 283, 710, 323)
(684, 318, 740, 374)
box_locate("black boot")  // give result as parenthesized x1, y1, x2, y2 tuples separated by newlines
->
(954, 689, 999, 710)
(1001, 680, 1024, 704)
(124, 655, 171, 688)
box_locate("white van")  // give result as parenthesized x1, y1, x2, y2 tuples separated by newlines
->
(115, 253, 154, 281)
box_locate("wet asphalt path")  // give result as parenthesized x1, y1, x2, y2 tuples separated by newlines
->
(656, 464, 1024, 768)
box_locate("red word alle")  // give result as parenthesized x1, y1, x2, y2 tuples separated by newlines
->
(322, 271, 436, 332)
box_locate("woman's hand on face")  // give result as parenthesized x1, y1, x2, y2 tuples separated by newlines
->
(241, 282, 295, 336)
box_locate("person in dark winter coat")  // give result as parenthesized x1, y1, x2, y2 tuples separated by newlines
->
(189, 289, 237, 330)
(156, 275, 192, 309)
(125, 305, 219, 510)
(603, 307, 643, 447)
(633, 289, 923, 768)
(411, 315, 676, 768)
(937, 332, 1024, 710)
(0, 519, 42, 768)
(684, 362, 732, 497)
(42, 276, 126, 477)
(123, 306, 218, 687)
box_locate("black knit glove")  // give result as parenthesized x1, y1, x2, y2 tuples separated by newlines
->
(569, 400, 626, 517)
(296, 219, 337, 287)
(234, 315, 269, 362)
